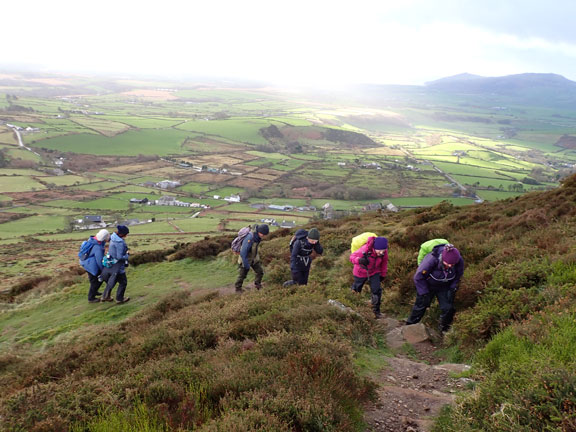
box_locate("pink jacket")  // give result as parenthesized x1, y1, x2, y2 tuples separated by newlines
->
(350, 236, 388, 278)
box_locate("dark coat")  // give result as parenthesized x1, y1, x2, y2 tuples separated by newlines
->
(290, 236, 323, 271)
(414, 245, 464, 295)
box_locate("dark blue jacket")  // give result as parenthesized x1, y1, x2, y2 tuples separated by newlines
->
(239, 231, 262, 270)
(291, 237, 323, 271)
(414, 245, 464, 295)
(109, 232, 129, 274)
(79, 237, 106, 276)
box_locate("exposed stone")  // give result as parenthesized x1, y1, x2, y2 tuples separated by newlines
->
(401, 323, 430, 344)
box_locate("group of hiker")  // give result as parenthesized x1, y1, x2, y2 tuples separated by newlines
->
(231, 225, 464, 332)
(79, 225, 131, 304)
(79, 222, 464, 332)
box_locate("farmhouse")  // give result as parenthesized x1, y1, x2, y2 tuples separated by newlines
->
(157, 180, 181, 189)
(362, 203, 382, 211)
(385, 203, 399, 212)
(130, 197, 149, 204)
(268, 204, 294, 211)
(150, 196, 190, 207)
(224, 194, 240, 203)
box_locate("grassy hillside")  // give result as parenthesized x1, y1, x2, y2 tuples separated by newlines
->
(2, 174, 576, 430)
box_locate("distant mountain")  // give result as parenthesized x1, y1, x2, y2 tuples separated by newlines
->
(425, 73, 576, 107)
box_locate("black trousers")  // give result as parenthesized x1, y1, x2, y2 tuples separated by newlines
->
(87, 272, 103, 301)
(406, 289, 456, 331)
(290, 268, 310, 285)
(235, 261, 264, 291)
(351, 274, 382, 314)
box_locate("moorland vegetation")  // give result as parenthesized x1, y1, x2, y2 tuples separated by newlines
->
(1, 173, 576, 430)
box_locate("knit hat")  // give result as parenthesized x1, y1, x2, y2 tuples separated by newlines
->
(95, 229, 110, 242)
(257, 224, 269, 235)
(373, 237, 388, 250)
(307, 228, 320, 240)
(117, 225, 130, 236)
(442, 245, 461, 265)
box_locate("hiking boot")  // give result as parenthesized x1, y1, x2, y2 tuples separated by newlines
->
(374, 312, 383, 319)
(235, 288, 244, 294)
(283, 280, 296, 287)
(116, 297, 130, 304)
(100, 297, 113, 302)
(350, 289, 359, 295)
(95, 291, 103, 296)
(88, 299, 100, 303)
(254, 284, 262, 290)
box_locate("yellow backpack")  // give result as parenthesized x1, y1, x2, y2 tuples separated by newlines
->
(350, 232, 377, 254)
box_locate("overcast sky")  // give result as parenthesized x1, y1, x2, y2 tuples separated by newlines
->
(2, 0, 575, 86)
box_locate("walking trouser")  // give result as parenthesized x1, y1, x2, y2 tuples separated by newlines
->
(351, 273, 382, 314)
(235, 261, 264, 290)
(406, 289, 455, 331)
(87, 272, 103, 301)
(103, 271, 128, 301)
(291, 268, 310, 285)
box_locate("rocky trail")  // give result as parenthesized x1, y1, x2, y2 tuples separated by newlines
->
(363, 317, 472, 432)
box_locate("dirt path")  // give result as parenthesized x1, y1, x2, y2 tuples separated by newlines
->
(363, 318, 471, 432)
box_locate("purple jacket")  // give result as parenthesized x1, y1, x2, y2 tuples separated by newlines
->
(350, 236, 388, 278)
(414, 245, 464, 295)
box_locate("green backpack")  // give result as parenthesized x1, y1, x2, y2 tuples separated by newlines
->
(417, 238, 449, 265)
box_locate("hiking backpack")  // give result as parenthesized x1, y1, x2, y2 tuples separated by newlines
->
(417, 238, 449, 265)
(78, 239, 95, 261)
(289, 229, 309, 252)
(231, 226, 252, 254)
(350, 232, 377, 254)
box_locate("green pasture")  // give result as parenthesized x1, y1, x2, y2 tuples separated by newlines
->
(32, 129, 191, 156)
(451, 175, 526, 190)
(72, 181, 123, 191)
(265, 116, 313, 126)
(476, 189, 526, 201)
(389, 197, 477, 207)
(177, 182, 213, 194)
(0, 168, 45, 176)
(0, 194, 12, 202)
(0, 214, 68, 239)
(4, 148, 42, 162)
(164, 217, 222, 232)
(432, 161, 513, 178)
(209, 186, 244, 197)
(176, 118, 274, 145)
(70, 116, 130, 135)
(98, 115, 184, 129)
(0, 176, 46, 193)
(40, 175, 92, 187)
(0, 257, 237, 351)
(44, 197, 131, 211)
(107, 184, 159, 194)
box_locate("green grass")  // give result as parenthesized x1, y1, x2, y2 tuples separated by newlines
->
(33, 129, 191, 156)
(0, 214, 68, 238)
(389, 197, 477, 207)
(176, 118, 274, 145)
(0, 257, 237, 351)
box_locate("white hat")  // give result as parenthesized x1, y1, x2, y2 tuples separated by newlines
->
(96, 229, 110, 242)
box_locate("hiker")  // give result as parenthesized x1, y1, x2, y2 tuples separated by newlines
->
(101, 225, 131, 304)
(406, 244, 464, 332)
(283, 227, 324, 287)
(235, 224, 269, 293)
(349, 236, 388, 319)
(80, 229, 110, 303)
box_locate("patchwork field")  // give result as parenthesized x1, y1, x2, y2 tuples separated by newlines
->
(1, 73, 574, 286)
